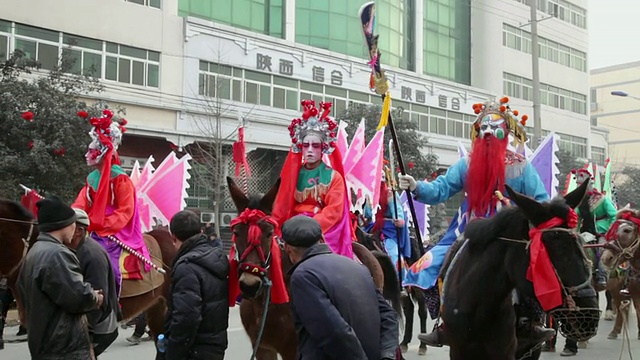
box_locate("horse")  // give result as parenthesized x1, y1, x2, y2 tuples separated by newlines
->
(0, 199, 177, 343)
(600, 208, 640, 340)
(227, 177, 403, 360)
(438, 182, 600, 360)
(355, 225, 429, 356)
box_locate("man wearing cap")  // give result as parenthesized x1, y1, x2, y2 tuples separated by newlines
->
(70, 208, 119, 358)
(282, 215, 399, 360)
(17, 197, 104, 360)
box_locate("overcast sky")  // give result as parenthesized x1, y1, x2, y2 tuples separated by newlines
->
(589, 0, 640, 70)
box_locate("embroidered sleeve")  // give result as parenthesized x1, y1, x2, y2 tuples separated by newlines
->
(95, 175, 135, 236)
(413, 157, 467, 205)
(313, 170, 345, 233)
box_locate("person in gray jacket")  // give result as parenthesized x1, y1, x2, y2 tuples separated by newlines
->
(17, 197, 103, 360)
(70, 209, 119, 357)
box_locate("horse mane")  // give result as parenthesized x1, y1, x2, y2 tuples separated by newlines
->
(0, 199, 35, 221)
(465, 206, 526, 250)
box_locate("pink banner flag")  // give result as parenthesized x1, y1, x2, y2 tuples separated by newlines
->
(347, 127, 384, 210)
(337, 121, 349, 158)
(343, 119, 366, 175)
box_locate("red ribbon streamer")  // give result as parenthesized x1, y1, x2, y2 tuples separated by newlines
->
(526, 208, 577, 311)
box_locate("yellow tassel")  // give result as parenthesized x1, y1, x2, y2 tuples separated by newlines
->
(377, 92, 391, 131)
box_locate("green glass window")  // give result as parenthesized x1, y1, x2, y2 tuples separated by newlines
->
(423, 0, 470, 85)
(296, 0, 414, 71)
(178, 0, 284, 39)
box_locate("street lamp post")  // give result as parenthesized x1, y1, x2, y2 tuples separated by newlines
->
(611, 90, 640, 101)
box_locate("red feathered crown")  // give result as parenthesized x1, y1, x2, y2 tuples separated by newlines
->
(288, 100, 338, 154)
(79, 108, 127, 161)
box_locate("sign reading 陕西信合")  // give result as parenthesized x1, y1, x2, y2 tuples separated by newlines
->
(186, 23, 491, 114)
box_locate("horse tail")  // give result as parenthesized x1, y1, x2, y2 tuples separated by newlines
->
(372, 250, 404, 326)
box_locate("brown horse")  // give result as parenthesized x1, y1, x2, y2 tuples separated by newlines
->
(227, 177, 402, 360)
(600, 208, 640, 340)
(0, 199, 177, 342)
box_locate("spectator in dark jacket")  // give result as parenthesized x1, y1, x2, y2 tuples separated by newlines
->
(163, 210, 229, 360)
(70, 208, 119, 357)
(282, 215, 399, 360)
(17, 197, 103, 360)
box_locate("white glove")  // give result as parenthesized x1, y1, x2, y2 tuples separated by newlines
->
(398, 174, 417, 192)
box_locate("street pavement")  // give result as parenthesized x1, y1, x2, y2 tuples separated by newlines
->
(2, 301, 638, 359)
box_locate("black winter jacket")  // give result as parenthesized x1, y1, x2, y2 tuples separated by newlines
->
(288, 243, 399, 360)
(17, 233, 98, 360)
(164, 234, 229, 360)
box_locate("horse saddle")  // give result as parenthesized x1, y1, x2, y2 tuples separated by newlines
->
(119, 234, 165, 298)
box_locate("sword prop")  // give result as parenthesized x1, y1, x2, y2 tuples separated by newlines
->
(359, 1, 422, 245)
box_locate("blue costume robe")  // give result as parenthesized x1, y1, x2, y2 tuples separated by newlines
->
(402, 154, 549, 291)
(366, 193, 411, 277)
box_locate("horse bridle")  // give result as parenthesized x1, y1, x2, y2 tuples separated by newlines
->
(231, 208, 279, 280)
(605, 219, 640, 269)
(0, 217, 36, 278)
(499, 226, 594, 306)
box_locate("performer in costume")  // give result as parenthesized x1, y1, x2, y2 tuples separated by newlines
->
(398, 97, 554, 346)
(573, 168, 617, 288)
(272, 100, 354, 258)
(72, 109, 150, 297)
(365, 179, 411, 277)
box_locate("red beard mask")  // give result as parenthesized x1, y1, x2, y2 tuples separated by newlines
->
(465, 136, 508, 217)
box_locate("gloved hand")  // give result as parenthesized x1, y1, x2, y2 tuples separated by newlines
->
(398, 174, 417, 192)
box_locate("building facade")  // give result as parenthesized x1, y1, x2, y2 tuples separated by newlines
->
(1, 0, 604, 223)
(591, 61, 640, 173)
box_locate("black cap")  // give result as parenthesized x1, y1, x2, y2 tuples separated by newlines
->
(281, 215, 322, 247)
(36, 196, 77, 232)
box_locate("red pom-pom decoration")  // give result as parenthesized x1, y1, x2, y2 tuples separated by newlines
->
(22, 111, 34, 121)
(521, 115, 528, 121)
(474, 108, 481, 114)
(102, 109, 113, 117)
(27, 140, 34, 149)
(513, 110, 519, 116)
(120, 118, 128, 126)
(53, 147, 66, 156)
(499, 105, 507, 112)
(77, 110, 89, 118)
(500, 97, 510, 104)
(408, 161, 415, 170)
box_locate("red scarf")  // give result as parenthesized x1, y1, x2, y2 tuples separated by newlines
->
(526, 208, 578, 311)
(228, 208, 289, 307)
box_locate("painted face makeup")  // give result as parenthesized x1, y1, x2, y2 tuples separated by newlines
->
(302, 134, 323, 164)
(479, 113, 508, 140)
(85, 143, 102, 166)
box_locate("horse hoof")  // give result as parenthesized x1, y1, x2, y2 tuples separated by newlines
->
(607, 332, 618, 340)
(400, 344, 408, 353)
(604, 310, 614, 320)
(418, 346, 427, 356)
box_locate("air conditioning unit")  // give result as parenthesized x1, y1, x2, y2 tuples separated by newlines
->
(220, 212, 237, 227)
(200, 212, 215, 223)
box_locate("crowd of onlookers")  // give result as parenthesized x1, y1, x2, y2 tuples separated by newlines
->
(1, 198, 400, 360)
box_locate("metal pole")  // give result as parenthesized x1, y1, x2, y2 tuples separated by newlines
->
(530, 0, 542, 148)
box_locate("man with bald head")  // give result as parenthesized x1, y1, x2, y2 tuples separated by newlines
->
(282, 215, 399, 360)
(70, 208, 119, 357)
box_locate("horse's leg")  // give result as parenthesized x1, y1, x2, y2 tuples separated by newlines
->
(604, 289, 614, 320)
(145, 297, 168, 340)
(416, 289, 428, 356)
(608, 283, 623, 339)
(119, 292, 159, 322)
(400, 290, 415, 352)
(633, 294, 640, 340)
(255, 347, 278, 360)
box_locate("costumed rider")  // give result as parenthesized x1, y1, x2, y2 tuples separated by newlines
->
(398, 97, 554, 347)
(72, 109, 151, 297)
(573, 167, 617, 288)
(365, 174, 411, 280)
(272, 100, 354, 259)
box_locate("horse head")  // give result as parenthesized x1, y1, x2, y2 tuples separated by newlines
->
(227, 177, 282, 299)
(506, 180, 600, 341)
(601, 208, 640, 270)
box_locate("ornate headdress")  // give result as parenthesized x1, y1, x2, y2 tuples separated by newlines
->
(80, 109, 127, 163)
(471, 97, 528, 145)
(288, 100, 338, 154)
(571, 167, 594, 181)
